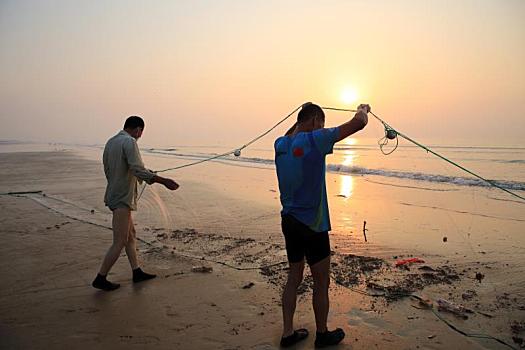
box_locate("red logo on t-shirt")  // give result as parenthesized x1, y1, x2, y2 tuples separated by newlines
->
(293, 147, 304, 157)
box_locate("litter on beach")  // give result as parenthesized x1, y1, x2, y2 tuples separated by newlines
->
(436, 298, 473, 319)
(395, 258, 425, 267)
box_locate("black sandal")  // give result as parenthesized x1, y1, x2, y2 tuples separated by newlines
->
(314, 328, 345, 348)
(280, 328, 309, 347)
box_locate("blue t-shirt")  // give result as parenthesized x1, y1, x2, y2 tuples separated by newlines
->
(274, 127, 339, 232)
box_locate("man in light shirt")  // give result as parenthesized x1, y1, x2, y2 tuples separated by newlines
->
(92, 116, 179, 291)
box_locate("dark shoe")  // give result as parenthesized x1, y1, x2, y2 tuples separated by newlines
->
(280, 328, 309, 347)
(92, 274, 120, 291)
(133, 268, 157, 283)
(315, 328, 345, 348)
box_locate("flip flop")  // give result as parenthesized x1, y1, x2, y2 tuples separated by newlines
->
(280, 328, 309, 347)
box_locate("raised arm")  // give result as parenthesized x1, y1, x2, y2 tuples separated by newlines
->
(334, 104, 370, 142)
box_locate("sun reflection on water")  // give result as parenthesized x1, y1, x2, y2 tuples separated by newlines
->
(344, 138, 358, 146)
(342, 151, 356, 166)
(339, 175, 354, 199)
(341, 138, 358, 166)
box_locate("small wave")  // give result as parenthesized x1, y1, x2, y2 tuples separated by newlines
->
(334, 144, 525, 152)
(327, 164, 525, 191)
(144, 148, 525, 191)
(144, 148, 275, 168)
(0, 140, 26, 145)
(145, 149, 215, 158)
(442, 157, 525, 165)
(333, 146, 377, 151)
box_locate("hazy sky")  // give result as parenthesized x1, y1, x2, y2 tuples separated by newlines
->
(1, 0, 524, 147)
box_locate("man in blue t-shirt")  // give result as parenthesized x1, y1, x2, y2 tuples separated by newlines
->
(275, 102, 370, 347)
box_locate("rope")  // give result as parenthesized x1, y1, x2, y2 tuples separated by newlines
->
(322, 107, 525, 202)
(141, 104, 525, 202)
(377, 130, 399, 155)
(137, 103, 302, 200)
(155, 104, 303, 173)
(429, 308, 517, 349)
(368, 110, 525, 202)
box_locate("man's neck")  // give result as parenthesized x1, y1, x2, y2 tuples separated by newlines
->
(123, 129, 137, 140)
(292, 124, 313, 135)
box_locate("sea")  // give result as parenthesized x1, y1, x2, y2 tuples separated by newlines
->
(142, 138, 525, 195)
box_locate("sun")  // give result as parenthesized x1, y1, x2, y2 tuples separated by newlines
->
(341, 87, 358, 105)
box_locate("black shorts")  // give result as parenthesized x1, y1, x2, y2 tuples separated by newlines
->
(281, 214, 330, 266)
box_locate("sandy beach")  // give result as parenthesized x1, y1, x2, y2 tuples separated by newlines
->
(2, 0, 524, 348)
(0, 148, 524, 349)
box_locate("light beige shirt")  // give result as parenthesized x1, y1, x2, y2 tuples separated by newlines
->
(103, 130, 155, 211)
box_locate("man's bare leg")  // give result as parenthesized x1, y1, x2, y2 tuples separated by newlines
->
(99, 207, 131, 275)
(92, 207, 131, 290)
(124, 216, 139, 270)
(310, 255, 345, 346)
(310, 256, 330, 332)
(280, 260, 311, 347)
(282, 260, 305, 337)
(126, 215, 157, 283)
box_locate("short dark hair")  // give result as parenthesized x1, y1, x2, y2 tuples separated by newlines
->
(297, 103, 324, 123)
(124, 116, 145, 129)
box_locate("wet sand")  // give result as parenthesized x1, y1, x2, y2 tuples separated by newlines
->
(0, 149, 523, 349)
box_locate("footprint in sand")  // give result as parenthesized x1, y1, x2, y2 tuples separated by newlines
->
(119, 335, 160, 345)
(170, 324, 195, 332)
(165, 305, 179, 317)
(347, 308, 391, 331)
(63, 307, 99, 314)
(251, 343, 278, 350)
(53, 221, 71, 229)
(81, 307, 99, 314)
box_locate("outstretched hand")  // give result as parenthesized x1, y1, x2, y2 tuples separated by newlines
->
(152, 175, 179, 190)
(163, 178, 179, 191)
(354, 104, 370, 126)
(357, 104, 371, 114)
